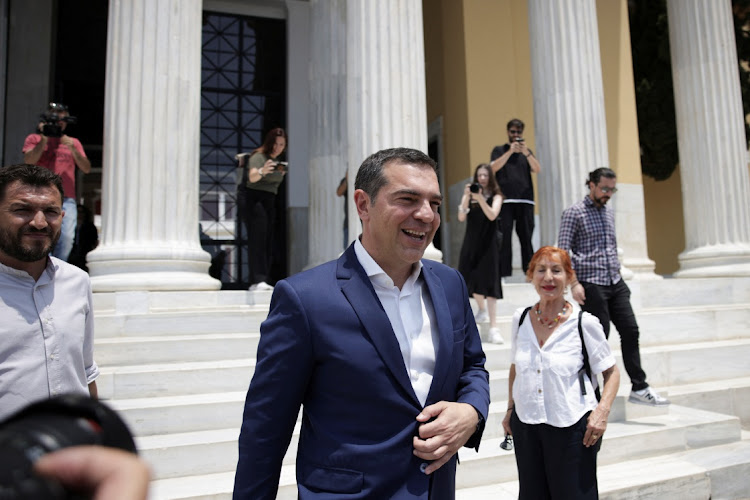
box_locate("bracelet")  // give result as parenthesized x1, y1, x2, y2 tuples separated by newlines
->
(524, 153, 531, 158)
(458, 205, 470, 214)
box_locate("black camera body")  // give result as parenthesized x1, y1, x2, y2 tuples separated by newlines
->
(0, 395, 137, 500)
(39, 112, 77, 138)
(470, 183, 481, 193)
(515, 137, 524, 143)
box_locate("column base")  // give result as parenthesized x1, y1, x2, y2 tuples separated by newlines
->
(622, 257, 663, 281)
(674, 244, 750, 278)
(88, 244, 221, 292)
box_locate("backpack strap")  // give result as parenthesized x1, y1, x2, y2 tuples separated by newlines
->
(578, 310, 602, 401)
(518, 306, 532, 328)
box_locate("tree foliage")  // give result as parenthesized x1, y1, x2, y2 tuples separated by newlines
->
(628, 0, 750, 181)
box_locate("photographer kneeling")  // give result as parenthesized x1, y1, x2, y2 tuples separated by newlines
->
(22, 103, 91, 262)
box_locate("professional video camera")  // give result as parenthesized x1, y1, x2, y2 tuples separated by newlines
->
(38, 103, 77, 138)
(0, 395, 137, 499)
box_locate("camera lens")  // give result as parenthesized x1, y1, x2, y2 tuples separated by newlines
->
(470, 183, 480, 193)
(0, 395, 137, 500)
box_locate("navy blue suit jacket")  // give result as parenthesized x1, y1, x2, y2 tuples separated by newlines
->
(233, 245, 490, 499)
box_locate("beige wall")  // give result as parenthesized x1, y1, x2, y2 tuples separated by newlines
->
(421, 0, 718, 274)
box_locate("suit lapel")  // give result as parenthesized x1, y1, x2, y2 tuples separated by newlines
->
(421, 261, 455, 405)
(337, 247, 420, 406)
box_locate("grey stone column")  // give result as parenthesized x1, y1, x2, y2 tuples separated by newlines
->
(88, 0, 220, 291)
(305, 0, 440, 263)
(344, 0, 441, 261)
(528, 0, 656, 278)
(667, 0, 750, 277)
(307, 0, 349, 268)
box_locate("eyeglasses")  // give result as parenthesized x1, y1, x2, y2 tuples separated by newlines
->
(508, 129, 523, 134)
(598, 186, 618, 194)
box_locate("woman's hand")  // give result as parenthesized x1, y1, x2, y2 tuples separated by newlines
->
(502, 409, 513, 436)
(261, 159, 276, 176)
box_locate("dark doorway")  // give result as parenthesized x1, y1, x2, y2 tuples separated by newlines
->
(199, 11, 287, 289)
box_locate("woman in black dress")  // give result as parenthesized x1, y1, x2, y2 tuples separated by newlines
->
(458, 164, 504, 343)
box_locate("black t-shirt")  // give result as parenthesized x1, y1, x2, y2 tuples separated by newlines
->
(490, 143, 534, 201)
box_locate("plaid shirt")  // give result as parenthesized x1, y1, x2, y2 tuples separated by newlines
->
(557, 196, 621, 285)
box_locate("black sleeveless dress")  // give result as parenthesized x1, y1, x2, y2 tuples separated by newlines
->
(458, 194, 503, 299)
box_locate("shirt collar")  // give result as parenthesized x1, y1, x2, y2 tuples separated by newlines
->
(0, 256, 56, 281)
(354, 238, 423, 291)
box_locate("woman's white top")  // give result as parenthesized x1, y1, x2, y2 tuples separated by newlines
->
(510, 304, 616, 428)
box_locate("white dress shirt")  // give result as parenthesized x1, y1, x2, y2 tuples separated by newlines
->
(0, 257, 99, 420)
(354, 239, 438, 406)
(509, 304, 615, 427)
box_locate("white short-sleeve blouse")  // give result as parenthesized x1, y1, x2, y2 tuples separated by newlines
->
(510, 304, 615, 428)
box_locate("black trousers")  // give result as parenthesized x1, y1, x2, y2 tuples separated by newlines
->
(497, 202, 535, 276)
(580, 280, 648, 391)
(511, 411, 600, 500)
(237, 187, 276, 286)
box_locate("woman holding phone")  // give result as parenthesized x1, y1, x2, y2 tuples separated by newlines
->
(236, 127, 287, 291)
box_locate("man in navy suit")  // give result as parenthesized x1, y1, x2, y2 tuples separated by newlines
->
(233, 148, 490, 499)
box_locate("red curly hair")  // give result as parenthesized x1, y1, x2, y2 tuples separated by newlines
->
(525, 246, 577, 284)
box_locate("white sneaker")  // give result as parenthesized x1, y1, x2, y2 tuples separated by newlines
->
(474, 309, 489, 323)
(628, 387, 670, 406)
(249, 281, 274, 292)
(488, 327, 504, 344)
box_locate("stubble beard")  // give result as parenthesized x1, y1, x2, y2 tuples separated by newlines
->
(0, 226, 60, 262)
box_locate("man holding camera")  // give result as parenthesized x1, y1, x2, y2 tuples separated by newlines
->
(22, 103, 91, 262)
(489, 118, 541, 277)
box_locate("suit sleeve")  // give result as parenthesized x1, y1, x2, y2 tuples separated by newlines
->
(453, 268, 490, 450)
(233, 280, 314, 500)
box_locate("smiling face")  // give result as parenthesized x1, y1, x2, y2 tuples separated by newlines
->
(0, 180, 63, 270)
(355, 161, 442, 286)
(531, 254, 570, 302)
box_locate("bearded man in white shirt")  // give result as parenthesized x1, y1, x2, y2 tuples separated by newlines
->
(0, 164, 99, 421)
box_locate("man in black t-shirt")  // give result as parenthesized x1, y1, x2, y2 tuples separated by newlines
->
(489, 118, 541, 276)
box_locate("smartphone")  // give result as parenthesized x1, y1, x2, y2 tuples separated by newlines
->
(274, 161, 288, 172)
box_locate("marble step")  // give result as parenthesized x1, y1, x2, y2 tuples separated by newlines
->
(664, 375, 750, 428)
(137, 401, 736, 482)
(95, 333, 259, 366)
(145, 406, 742, 498)
(455, 430, 750, 500)
(94, 308, 267, 338)
(97, 359, 255, 399)
(106, 391, 248, 436)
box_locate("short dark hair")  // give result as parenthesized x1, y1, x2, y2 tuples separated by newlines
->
(355, 147, 437, 202)
(587, 167, 617, 187)
(507, 118, 524, 131)
(0, 164, 64, 204)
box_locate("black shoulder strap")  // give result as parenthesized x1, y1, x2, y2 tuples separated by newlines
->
(519, 306, 532, 328)
(578, 310, 601, 401)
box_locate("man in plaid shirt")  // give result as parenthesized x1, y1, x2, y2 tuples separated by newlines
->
(558, 167, 669, 407)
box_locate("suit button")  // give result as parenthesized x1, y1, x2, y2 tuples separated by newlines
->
(420, 462, 428, 473)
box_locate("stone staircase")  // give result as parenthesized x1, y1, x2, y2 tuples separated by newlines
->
(91, 277, 750, 499)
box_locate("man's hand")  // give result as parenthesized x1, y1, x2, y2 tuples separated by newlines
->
(412, 401, 478, 475)
(34, 446, 150, 500)
(61, 135, 75, 151)
(509, 141, 524, 154)
(572, 282, 586, 305)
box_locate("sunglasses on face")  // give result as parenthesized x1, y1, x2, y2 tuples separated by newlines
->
(598, 186, 618, 194)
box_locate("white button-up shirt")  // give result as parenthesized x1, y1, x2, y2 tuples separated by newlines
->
(510, 305, 615, 427)
(354, 239, 438, 406)
(0, 257, 99, 420)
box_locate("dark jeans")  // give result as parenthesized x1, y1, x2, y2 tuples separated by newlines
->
(237, 187, 276, 286)
(580, 280, 648, 391)
(497, 202, 535, 276)
(510, 411, 600, 500)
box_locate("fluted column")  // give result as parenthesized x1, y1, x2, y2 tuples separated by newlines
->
(528, 0, 609, 246)
(88, 0, 220, 291)
(307, 0, 348, 268)
(344, 0, 441, 261)
(667, 0, 750, 277)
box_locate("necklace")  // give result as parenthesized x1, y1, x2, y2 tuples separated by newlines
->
(534, 301, 569, 329)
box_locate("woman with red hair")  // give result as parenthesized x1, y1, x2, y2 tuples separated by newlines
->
(502, 246, 620, 499)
